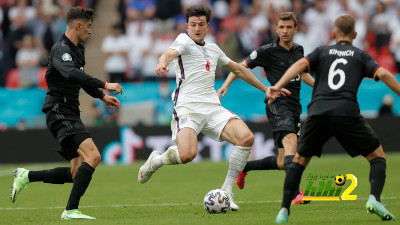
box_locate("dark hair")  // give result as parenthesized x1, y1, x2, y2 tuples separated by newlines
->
(275, 12, 298, 27)
(334, 15, 355, 37)
(184, 5, 212, 23)
(66, 7, 94, 26)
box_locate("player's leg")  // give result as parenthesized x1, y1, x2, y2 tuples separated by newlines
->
(219, 118, 254, 211)
(276, 153, 311, 223)
(334, 116, 395, 221)
(10, 135, 82, 203)
(276, 116, 330, 223)
(236, 147, 283, 189)
(365, 146, 395, 220)
(138, 128, 198, 183)
(61, 136, 100, 220)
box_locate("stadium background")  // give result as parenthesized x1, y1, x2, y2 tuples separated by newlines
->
(1, 0, 400, 164)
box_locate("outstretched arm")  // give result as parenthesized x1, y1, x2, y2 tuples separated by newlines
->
(223, 60, 268, 93)
(301, 72, 315, 87)
(155, 48, 179, 77)
(217, 61, 247, 101)
(376, 67, 400, 96)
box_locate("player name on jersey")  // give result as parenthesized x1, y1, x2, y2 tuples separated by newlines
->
(329, 49, 354, 57)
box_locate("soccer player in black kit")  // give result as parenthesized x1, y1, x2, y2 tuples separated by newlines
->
(10, 7, 123, 220)
(218, 12, 314, 204)
(268, 15, 398, 223)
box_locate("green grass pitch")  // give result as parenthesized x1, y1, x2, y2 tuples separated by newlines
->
(0, 153, 399, 225)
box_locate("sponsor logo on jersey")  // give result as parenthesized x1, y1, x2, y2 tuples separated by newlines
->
(62, 53, 72, 61)
(250, 50, 257, 60)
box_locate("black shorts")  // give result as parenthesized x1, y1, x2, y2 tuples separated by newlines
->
(46, 103, 91, 161)
(297, 115, 380, 158)
(266, 103, 300, 148)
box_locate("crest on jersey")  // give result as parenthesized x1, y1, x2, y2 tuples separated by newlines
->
(250, 50, 257, 60)
(62, 53, 72, 61)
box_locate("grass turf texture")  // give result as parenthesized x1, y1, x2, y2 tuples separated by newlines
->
(0, 153, 399, 225)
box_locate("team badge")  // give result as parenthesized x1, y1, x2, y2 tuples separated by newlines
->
(62, 53, 72, 61)
(180, 116, 187, 125)
(250, 50, 257, 60)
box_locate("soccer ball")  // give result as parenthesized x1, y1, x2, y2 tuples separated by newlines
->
(335, 175, 346, 186)
(203, 189, 230, 214)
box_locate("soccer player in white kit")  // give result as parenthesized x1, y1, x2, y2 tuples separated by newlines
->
(137, 4, 280, 211)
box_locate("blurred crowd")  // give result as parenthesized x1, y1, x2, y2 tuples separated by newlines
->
(1, 0, 400, 86)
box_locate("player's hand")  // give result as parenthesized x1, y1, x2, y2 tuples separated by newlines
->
(105, 83, 123, 95)
(266, 86, 291, 104)
(102, 95, 120, 108)
(155, 63, 169, 77)
(216, 86, 228, 101)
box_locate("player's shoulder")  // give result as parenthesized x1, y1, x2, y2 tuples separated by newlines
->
(292, 42, 304, 51)
(53, 40, 72, 53)
(175, 33, 191, 43)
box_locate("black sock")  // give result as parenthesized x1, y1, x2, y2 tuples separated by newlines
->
(66, 162, 95, 210)
(283, 155, 294, 173)
(369, 157, 386, 202)
(28, 167, 73, 184)
(243, 156, 278, 173)
(281, 162, 305, 214)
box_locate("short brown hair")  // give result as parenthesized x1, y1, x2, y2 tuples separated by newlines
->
(185, 5, 212, 23)
(334, 15, 355, 37)
(275, 12, 298, 27)
(66, 7, 94, 27)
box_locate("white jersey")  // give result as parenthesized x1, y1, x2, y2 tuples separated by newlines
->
(169, 33, 231, 106)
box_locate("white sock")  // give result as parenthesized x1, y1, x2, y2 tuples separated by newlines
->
(152, 146, 182, 169)
(221, 146, 251, 193)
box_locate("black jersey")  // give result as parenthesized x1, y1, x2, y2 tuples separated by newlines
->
(245, 38, 304, 113)
(42, 34, 105, 113)
(305, 40, 380, 117)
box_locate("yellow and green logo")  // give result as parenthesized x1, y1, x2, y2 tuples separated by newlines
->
(302, 173, 357, 201)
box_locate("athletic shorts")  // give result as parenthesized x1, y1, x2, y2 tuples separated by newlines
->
(297, 115, 380, 158)
(171, 103, 240, 143)
(45, 103, 91, 161)
(266, 103, 301, 148)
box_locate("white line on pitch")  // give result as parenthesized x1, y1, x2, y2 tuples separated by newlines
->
(1, 197, 398, 211)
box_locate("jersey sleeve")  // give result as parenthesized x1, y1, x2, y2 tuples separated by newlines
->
(216, 45, 231, 66)
(53, 46, 105, 88)
(362, 51, 380, 81)
(304, 47, 320, 73)
(244, 46, 268, 69)
(82, 85, 105, 99)
(169, 33, 190, 55)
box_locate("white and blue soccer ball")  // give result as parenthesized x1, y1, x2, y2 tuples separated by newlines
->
(203, 189, 230, 214)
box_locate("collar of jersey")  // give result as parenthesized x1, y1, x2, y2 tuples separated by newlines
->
(62, 34, 81, 49)
(337, 40, 352, 45)
(185, 33, 205, 46)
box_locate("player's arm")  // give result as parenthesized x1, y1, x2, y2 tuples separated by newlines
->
(217, 61, 247, 101)
(82, 86, 120, 108)
(267, 58, 308, 104)
(155, 48, 179, 77)
(301, 72, 314, 87)
(223, 60, 268, 93)
(375, 67, 400, 96)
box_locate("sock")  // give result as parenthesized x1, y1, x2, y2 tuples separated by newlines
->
(66, 162, 95, 210)
(28, 167, 73, 184)
(152, 146, 182, 169)
(369, 157, 386, 202)
(281, 162, 305, 214)
(284, 155, 294, 173)
(242, 156, 278, 173)
(221, 146, 251, 193)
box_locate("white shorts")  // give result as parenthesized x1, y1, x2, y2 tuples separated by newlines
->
(171, 103, 240, 143)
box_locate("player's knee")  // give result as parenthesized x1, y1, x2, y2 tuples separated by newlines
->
(179, 152, 195, 163)
(238, 132, 254, 147)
